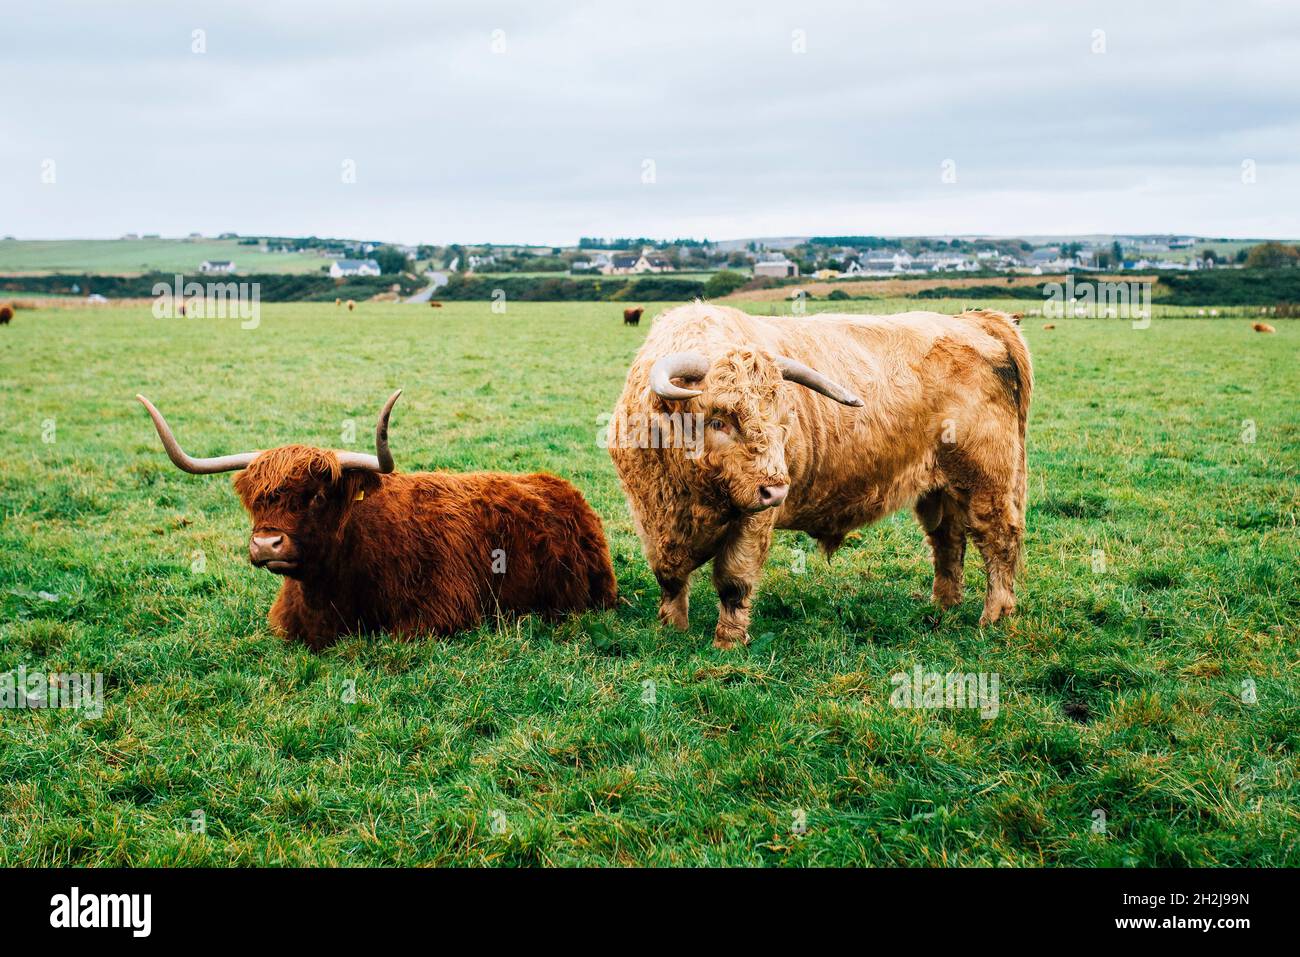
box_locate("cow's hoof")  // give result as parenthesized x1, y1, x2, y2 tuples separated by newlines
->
(978, 597, 1015, 626)
(713, 628, 750, 650)
(657, 602, 689, 630)
(932, 586, 963, 610)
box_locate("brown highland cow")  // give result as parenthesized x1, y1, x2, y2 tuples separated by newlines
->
(608, 303, 1032, 648)
(138, 391, 617, 648)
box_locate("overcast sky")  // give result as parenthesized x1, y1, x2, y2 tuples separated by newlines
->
(2, 0, 1297, 245)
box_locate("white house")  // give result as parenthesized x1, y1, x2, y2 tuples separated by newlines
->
(330, 259, 382, 278)
(601, 254, 642, 275)
(633, 252, 673, 273)
(908, 251, 968, 272)
(862, 252, 913, 274)
(753, 258, 798, 278)
(1027, 248, 1079, 271)
(199, 260, 235, 275)
(572, 252, 609, 271)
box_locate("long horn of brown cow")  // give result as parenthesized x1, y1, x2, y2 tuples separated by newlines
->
(650, 352, 710, 400)
(775, 356, 864, 406)
(135, 395, 259, 474)
(335, 389, 401, 473)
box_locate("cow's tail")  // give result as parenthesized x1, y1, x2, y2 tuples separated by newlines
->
(965, 309, 1033, 542)
(966, 309, 1032, 439)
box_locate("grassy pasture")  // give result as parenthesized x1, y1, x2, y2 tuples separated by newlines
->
(0, 238, 330, 276)
(0, 300, 1296, 866)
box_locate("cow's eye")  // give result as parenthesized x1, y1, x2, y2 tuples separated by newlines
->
(708, 418, 728, 432)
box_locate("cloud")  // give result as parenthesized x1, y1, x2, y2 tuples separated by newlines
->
(2, 0, 1297, 242)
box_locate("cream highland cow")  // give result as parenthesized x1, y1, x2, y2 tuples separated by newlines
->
(608, 303, 1032, 648)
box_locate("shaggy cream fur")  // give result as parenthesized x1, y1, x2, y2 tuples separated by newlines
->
(608, 302, 1032, 647)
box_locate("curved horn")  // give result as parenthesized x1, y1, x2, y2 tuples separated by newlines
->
(650, 352, 710, 400)
(136, 395, 259, 474)
(775, 356, 864, 407)
(335, 389, 401, 473)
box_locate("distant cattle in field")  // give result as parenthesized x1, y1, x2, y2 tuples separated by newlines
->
(430, 301, 443, 308)
(136, 391, 618, 649)
(623, 307, 644, 326)
(346, 300, 355, 312)
(1042, 323, 1055, 330)
(1253, 322, 1276, 334)
(609, 303, 1031, 648)
(0, 304, 13, 325)
(335, 298, 342, 307)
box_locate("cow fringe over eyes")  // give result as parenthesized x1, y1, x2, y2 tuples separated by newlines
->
(233, 446, 342, 503)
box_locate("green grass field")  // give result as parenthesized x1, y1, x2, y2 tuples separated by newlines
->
(0, 239, 331, 276)
(0, 301, 1296, 866)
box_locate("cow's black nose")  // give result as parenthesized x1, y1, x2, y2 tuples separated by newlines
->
(758, 484, 789, 508)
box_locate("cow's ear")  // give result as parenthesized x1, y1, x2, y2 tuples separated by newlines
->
(341, 470, 381, 504)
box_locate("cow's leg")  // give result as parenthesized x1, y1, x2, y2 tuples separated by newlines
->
(711, 516, 773, 649)
(270, 585, 341, 649)
(648, 537, 706, 631)
(654, 563, 695, 630)
(962, 485, 1022, 626)
(625, 499, 705, 632)
(915, 489, 967, 610)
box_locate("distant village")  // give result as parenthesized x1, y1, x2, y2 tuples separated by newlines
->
(6, 230, 1287, 306)
(114, 231, 1269, 280)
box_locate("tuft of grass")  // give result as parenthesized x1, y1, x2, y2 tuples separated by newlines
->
(0, 303, 1296, 866)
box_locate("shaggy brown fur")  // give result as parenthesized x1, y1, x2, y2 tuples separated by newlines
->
(0, 305, 12, 325)
(623, 307, 644, 326)
(609, 303, 1032, 647)
(220, 446, 617, 649)
(1253, 322, 1276, 333)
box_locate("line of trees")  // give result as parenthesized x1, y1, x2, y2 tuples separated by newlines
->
(577, 237, 711, 249)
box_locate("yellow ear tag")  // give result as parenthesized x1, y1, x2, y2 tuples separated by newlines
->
(354, 489, 365, 501)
